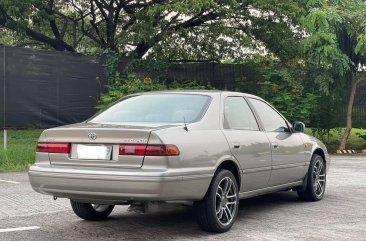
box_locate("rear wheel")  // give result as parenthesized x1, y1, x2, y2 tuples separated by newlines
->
(194, 169, 239, 233)
(297, 154, 326, 201)
(70, 200, 114, 221)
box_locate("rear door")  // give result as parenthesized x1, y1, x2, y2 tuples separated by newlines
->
(222, 96, 272, 192)
(248, 98, 306, 186)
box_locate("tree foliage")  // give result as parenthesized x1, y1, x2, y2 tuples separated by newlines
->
(303, 0, 366, 80)
(96, 73, 212, 110)
(235, 58, 317, 125)
(302, 0, 366, 149)
(0, 0, 306, 62)
(0, 0, 80, 51)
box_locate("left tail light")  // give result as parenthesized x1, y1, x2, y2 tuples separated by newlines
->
(119, 144, 180, 156)
(36, 143, 71, 154)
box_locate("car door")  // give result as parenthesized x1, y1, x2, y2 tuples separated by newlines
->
(222, 96, 272, 192)
(248, 97, 306, 186)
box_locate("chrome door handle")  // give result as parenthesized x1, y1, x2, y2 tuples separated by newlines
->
(232, 142, 240, 149)
(272, 142, 279, 149)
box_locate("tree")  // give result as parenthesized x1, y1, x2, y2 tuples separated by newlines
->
(70, 0, 239, 58)
(147, 0, 307, 62)
(302, 0, 366, 150)
(0, 0, 307, 61)
(0, 0, 238, 56)
(0, 0, 81, 51)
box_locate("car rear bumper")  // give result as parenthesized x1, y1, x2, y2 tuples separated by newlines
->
(28, 164, 212, 203)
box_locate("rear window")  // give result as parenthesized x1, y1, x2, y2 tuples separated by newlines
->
(89, 94, 211, 123)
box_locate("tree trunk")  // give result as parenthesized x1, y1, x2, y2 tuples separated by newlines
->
(339, 78, 358, 150)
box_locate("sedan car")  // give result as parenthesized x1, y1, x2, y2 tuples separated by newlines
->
(29, 91, 329, 233)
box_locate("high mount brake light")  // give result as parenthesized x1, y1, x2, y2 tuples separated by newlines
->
(119, 144, 179, 156)
(36, 143, 71, 154)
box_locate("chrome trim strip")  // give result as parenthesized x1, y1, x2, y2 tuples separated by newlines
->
(239, 181, 303, 199)
(242, 166, 271, 174)
(242, 163, 303, 174)
(271, 163, 303, 170)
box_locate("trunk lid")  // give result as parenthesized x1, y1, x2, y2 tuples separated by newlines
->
(43, 122, 177, 168)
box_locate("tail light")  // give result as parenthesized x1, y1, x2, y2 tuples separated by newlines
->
(119, 144, 179, 156)
(37, 143, 71, 154)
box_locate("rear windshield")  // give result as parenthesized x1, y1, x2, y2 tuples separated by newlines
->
(89, 94, 211, 123)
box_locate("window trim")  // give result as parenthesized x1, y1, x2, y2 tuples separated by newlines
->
(223, 96, 261, 131)
(247, 97, 292, 133)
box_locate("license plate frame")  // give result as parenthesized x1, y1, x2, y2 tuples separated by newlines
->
(76, 144, 112, 160)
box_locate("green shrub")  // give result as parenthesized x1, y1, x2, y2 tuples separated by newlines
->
(235, 61, 317, 125)
(99, 54, 214, 110)
(97, 74, 166, 110)
(168, 80, 214, 90)
(97, 74, 212, 110)
(356, 130, 366, 141)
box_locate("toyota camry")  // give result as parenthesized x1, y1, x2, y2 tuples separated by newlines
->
(28, 91, 329, 233)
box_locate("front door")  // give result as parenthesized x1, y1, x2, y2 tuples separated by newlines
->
(248, 98, 306, 187)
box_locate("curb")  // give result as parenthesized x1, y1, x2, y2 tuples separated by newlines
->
(336, 150, 356, 154)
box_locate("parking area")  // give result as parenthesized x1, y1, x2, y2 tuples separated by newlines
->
(0, 155, 365, 241)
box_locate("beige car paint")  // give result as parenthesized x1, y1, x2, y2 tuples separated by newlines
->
(28, 91, 330, 204)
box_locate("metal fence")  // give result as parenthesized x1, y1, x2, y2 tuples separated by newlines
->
(352, 80, 366, 128)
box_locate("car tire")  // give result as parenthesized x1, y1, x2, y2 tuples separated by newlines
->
(194, 169, 239, 233)
(297, 154, 326, 201)
(70, 200, 114, 221)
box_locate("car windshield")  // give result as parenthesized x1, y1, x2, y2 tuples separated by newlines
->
(89, 94, 211, 124)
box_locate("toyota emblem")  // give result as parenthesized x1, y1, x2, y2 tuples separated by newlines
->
(88, 132, 97, 140)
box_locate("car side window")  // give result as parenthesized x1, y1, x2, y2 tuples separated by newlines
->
(249, 98, 289, 132)
(224, 97, 259, 131)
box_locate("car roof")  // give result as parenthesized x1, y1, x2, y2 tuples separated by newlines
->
(138, 90, 262, 99)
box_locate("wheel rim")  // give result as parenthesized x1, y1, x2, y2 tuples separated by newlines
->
(312, 159, 326, 197)
(92, 204, 110, 212)
(215, 177, 238, 226)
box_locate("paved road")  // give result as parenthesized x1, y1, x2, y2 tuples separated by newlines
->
(0, 156, 365, 241)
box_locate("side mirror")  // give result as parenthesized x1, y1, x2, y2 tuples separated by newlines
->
(293, 121, 305, 133)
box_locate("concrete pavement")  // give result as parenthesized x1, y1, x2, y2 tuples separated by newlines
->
(0, 155, 365, 241)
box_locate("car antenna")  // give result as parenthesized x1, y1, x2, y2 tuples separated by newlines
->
(183, 117, 189, 132)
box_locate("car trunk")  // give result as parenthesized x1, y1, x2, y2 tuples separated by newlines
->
(43, 122, 176, 168)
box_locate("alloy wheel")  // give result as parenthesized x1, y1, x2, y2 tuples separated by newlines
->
(215, 177, 238, 226)
(312, 159, 326, 197)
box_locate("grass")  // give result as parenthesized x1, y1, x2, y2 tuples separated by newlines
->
(0, 128, 366, 172)
(306, 128, 366, 153)
(0, 129, 43, 172)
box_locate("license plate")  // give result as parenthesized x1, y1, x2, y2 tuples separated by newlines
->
(76, 144, 112, 160)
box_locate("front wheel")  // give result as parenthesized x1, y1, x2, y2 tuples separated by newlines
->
(70, 200, 114, 221)
(297, 154, 326, 201)
(194, 169, 239, 233)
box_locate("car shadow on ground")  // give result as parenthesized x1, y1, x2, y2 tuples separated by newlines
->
(55, 191, 302, 240)
(239, 191, 300, 212)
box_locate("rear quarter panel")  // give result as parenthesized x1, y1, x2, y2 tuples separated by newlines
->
(150, 92, 236, 173)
